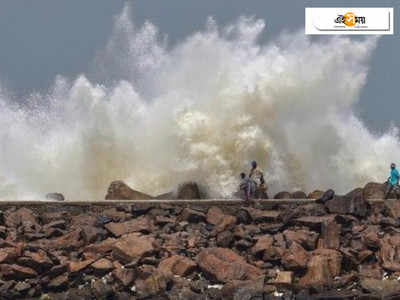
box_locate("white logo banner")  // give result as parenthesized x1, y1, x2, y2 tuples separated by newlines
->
(305, 7, 393, 35)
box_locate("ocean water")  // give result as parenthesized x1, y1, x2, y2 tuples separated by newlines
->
(0, 5, 397, 200)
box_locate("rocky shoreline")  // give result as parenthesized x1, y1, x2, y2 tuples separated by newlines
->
(0, 181, 399, 299)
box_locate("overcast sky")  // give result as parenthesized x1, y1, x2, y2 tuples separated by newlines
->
(0, 0, 399, 132)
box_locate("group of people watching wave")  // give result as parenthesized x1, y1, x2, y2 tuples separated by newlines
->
(239, 161, 400, 201)
(239, 160, 267, 200)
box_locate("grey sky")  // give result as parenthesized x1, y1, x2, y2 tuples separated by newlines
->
(0, 0, 399, 132)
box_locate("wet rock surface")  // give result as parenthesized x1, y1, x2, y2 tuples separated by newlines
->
(0, 183, 398, 299)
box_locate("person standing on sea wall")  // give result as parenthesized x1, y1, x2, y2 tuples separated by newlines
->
(249, 161, 268, 199)
(385, 163, 400, 199)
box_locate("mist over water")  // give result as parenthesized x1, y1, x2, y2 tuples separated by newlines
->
(0, 5, 398, 200)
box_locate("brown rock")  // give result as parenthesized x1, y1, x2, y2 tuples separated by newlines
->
(158, 255, 196, 277)
(5, 208, 38, 228)
(81, 225, 106, 244)
(281, 242, 309, 270)
(197, 247, 263, 283)
(0, 247, 18, 264)
(91, 258, 113, 275)
(379, 234, 400, 272)
(308, 190, 324, 199)
(84, 237, 117, 256)
(363, 182, 385, 200)
(216, 231, 234, 248)
(69, 259, 94, 273)
(292, 191, 307, 199)
(18, 250, 53, 273)
(112, 233, 156, 264)
(326, 190, 369, 217)
(1, 264, 38, 280)
(222, 276, 265, 300)
(294, 215, 336, 230)
(113, 266, 136, 287)
(318, 219, 341, 250)
(243, 208, 280, 223)
(105, 216, 152, 237)
(135, 271, 171, 299)
(35, 229, 83, 251)
(177, 182, 201, 199)
(105, 180, 153, 200)
(14, 281, 31, 293)
(92, 280, 114, 299)
(0, 226, 6, 239)
(46, 264, 68, 279)
(251, 235, 274, 256)
(385, 200, 400, 219)
(360, 278, 400, 297)
(363, 231, 380, 249)
(269, 271, 293, 287)
(207, 207, 236, 233)
(298, 249, 342, 291)
(359, 263, 383, 279)
(102, 208, 131, 222)
(284, 229, 319, 250)
(179, 208, 206, 223)
(47, 274, 68, 291)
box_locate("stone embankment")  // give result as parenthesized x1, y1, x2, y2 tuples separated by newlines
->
(0, 181, 398, 299)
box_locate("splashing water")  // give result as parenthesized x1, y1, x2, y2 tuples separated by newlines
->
(0, 5, 398, 200)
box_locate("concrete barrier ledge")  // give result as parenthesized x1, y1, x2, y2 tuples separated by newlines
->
(0, 198, 389, 206)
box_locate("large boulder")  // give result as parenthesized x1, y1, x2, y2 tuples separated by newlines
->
(325, 189, 370, 217)
(283, 229, 319, 250)
(197, 248, 263, 283)
(158, 255, 196, 277)
(177, 182, 201, 199)
(298, 249, 342, 291)
(104, 216, 152, 237)
(274, 191, 291, 199)
(363, 182, 385, 200)
(105, 180, 153, 200)
(308, 190, 324, 199)
(112, 233, 156, 264)
(292, 191, 307, 199)
(360, 278, 400, 298)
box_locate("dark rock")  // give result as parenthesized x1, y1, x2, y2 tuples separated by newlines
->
(135, 271, 170, 299)
(179, 208, 206, 223)
(177, 182, 201, 199)
(216, 230, 234, 248)
(284, 229, 319, 250)
(318, 219, 341, 250)
(222, 276, 265, 300)
(236, 209, 252, 225)
(326, 190, 370, 217)
(45, 193, 65, 201)
(47, 274, 68, 291)
(360, 278, 400, 297)
(316, 189, 335, 204)
(363, 182, 385, 200)
(274, 191, 291, 199)
(105, 180, 153, 200)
